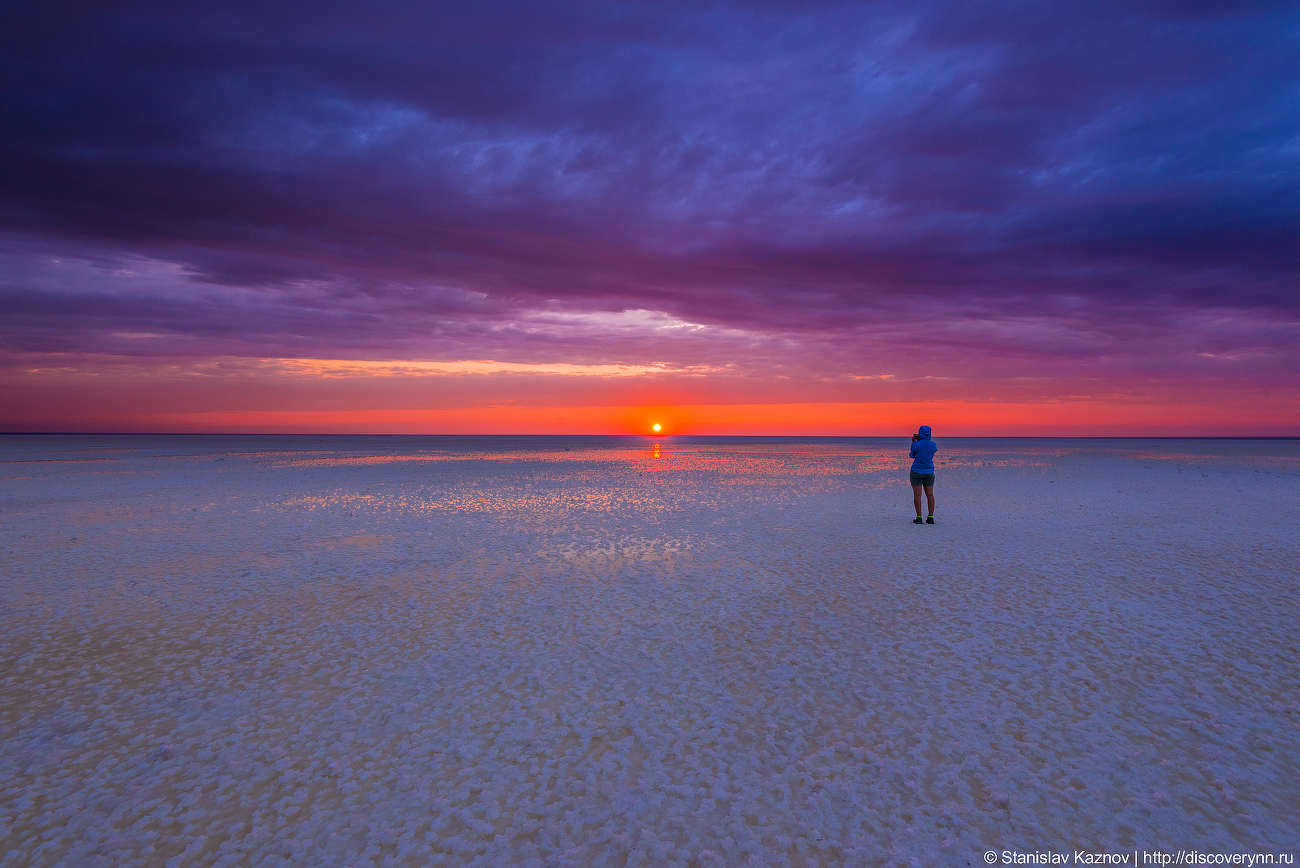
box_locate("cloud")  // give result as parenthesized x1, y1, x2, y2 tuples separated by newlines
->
(1, 0, 1298, 398)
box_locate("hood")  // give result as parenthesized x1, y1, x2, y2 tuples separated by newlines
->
(917, 426, 931, 440)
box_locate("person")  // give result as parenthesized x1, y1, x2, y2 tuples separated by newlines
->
(909, 425, 937, 524)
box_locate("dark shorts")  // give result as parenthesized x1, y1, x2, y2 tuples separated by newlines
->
(910, 471, 935, 487)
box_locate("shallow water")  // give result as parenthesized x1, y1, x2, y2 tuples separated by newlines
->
(2, 435, 1298, 866)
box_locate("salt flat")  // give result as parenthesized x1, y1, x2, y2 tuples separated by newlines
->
(2, 435, 1297, 867)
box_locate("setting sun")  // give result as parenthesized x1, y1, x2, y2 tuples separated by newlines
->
(652, 423, 661, 432)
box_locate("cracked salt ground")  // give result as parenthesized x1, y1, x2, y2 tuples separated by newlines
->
(1, 436, 1298, 867)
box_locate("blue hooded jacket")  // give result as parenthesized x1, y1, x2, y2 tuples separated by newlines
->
(909, 425, 937, 474)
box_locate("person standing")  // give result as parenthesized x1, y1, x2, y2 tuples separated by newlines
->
(909, 425, 937, 524)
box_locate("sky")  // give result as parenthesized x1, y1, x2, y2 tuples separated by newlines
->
(2, 0, 1298, 435)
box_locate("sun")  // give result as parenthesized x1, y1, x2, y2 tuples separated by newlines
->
(626, 407, 685, 436)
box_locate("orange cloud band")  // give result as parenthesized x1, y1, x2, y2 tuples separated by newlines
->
(11, 400, 1292, 436)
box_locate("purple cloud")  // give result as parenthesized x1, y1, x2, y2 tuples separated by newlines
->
(1, 0, 1298, 391)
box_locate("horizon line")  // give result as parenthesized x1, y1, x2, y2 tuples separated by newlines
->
(3, 432, 1298, 440)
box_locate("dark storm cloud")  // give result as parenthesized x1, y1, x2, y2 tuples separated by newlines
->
(1, 0, 1298, 372)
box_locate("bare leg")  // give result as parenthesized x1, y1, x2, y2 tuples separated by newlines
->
(912, 485, 924, 516)
(924, 485, 935, 516)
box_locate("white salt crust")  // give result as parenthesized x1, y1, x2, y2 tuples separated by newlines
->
(1, 437, 1297, 867)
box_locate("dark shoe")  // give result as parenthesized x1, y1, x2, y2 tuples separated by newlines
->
(926, 516, 935, 524)
(913, 517, 924, 524)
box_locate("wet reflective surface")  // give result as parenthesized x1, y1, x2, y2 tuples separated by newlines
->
(2, 436, 1298, 865)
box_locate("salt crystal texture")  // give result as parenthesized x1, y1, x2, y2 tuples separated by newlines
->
(1, 434, 1298, 867)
